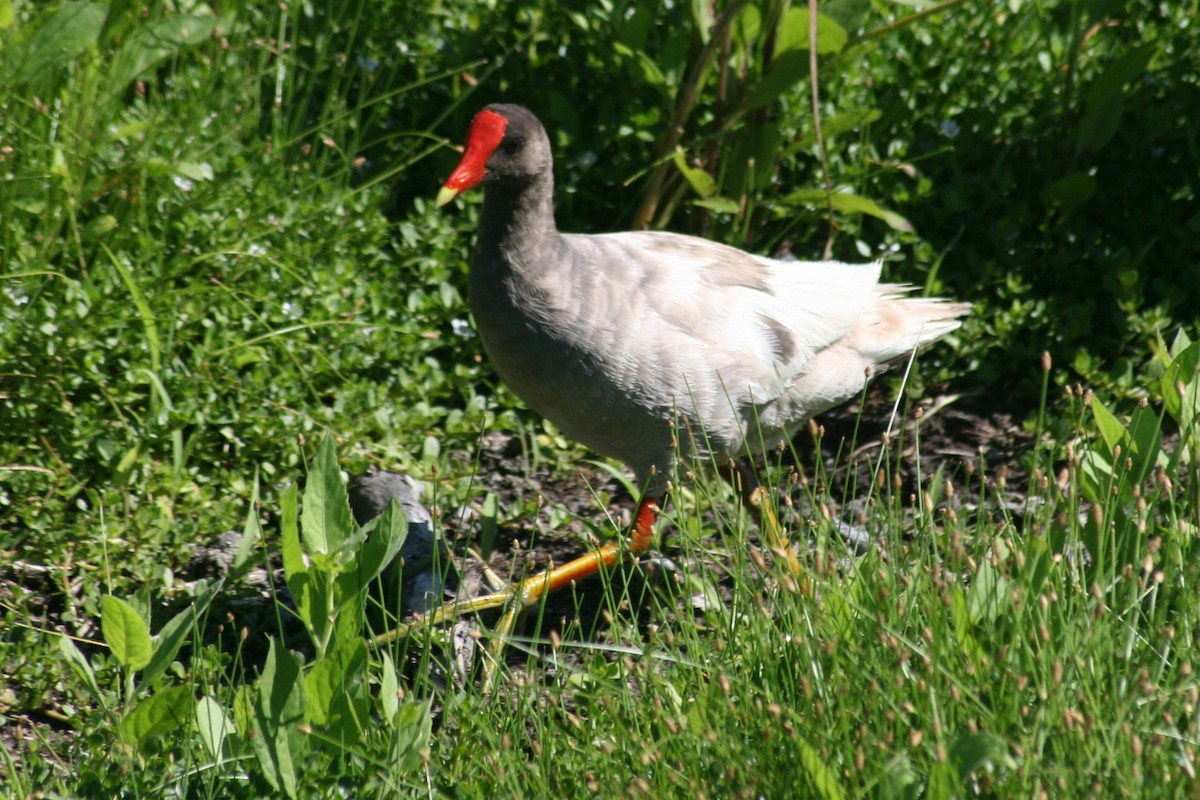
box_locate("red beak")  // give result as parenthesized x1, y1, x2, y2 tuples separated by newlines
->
(437, 108, 508, 207)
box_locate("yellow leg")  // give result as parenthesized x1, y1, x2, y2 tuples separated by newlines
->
(370, 498, 661, 656)
(719, 461, 803, 578)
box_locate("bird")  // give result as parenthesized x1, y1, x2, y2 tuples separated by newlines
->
(382, 103, 968, 656)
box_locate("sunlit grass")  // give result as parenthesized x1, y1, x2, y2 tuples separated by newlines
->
(2, 0, 1198, 797)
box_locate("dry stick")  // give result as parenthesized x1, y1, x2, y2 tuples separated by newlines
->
(632, 0, 751, 231)
(808, 0, 836, 259)
(844, 0, 965, 48)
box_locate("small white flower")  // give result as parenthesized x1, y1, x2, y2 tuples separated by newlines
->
(451, 318, 474, 338)
(173, 175, 194, 192)
(940, 120, 961, 138)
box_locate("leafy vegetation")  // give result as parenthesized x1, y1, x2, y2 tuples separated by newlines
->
(1, 0, 1197, 796)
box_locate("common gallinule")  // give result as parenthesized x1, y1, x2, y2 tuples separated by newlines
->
(383, 104, 968, 656)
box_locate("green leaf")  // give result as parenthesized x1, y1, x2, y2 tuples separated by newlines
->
(230, 474, 264, 580)
(356, 497, 409, 588)
(827, 193, 914, 233)
(142, 581, 220, 688)
(1074, 88, 1123, 154)
(612, 41, 667, 88)
(301, 434, 354, 556)
(925, 761, 956, 800)
(106, 15, 218, 98)
(950, 731, 1015, 780)
(967, 560, 1010, 623)
(390, 700, 434, 774)
(196, 695, 235, 760)
(59, 635, 103, 704)
(775, 8, 848, 55)
(252, 640, 306, 798)
(120, 685, 193, 750)
(1085, 44, 1155, 110)
(1043, 173, 1096, 215)
(1162, 341, 1200, 427)
(0, 0, 12, 30)
(797, 735, 846, 800)
(303, 639, 367, 728)
(1125, 403, 1163, 482)
(4, 1, 107, 84)
(380, 651, 400, 721)
(280, 483, 304, 581)
(672, 148, 717, 198)
(776, 189, 914, 232)
(1078, 448, 1114, 505)
(103, 245, 161, 372)
(101, 595, 153, 672)
(741, 50, 810, 113)
(789, 108, 882, 152)
(693, 196, 741, 214)
(1090, 395, 1127, 452)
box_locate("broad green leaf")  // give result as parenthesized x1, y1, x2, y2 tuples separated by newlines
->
(196, 695, 235, 760)
(724, 119, 781, 193)
(949, 585, 984, 665)
(925, 761, 956, 800)
(827, 193, 914, 233)
(104, 245, 161, 372)
(252, 640, 306, 798)
(142, 581, 220, 688)
(1078, 448, 1114, 505)
(672, 148, 717, 198)
(0, 0, 12, 29)
(107, 15, 218, 98)
(304, 639, 367, 728)
(734, 1, 760, 44)
(174, 161, 215, 182)
(1044, 173, 1096, 215)
(797, 736, 846, 800)
(101, 595, 153, 671)
(741, 50, 810, 113)
(789, 108, 882, 152)
(966, 560, 1010, 623)
(950, 731, 1015, 780)
(1090, 395, 1127, 452)
(693, 196, 740, 214)
(1085, 44, 1155, 110)
(390, 700, 433, 774)
(692, 0, 714, 43)
(1075, 88, 1123, 154)
(120, 685, 193, 749)
(380, 651, 400, 721)
(776, 189, 914, 232)
(775, 8, 848, 55)
(1162, 341, 1200, 426)
(4, 1, 107, 84)
(617, 4, 653, 51)
(230, 473, 264, 580)
(301, 434, 354, 556)
(1126, 403, 1163, 482)
(612, 41, 667, 88)
(59, 635, 103, 704)
(280, 482, 305, 581)
(356, 497, 409, 588)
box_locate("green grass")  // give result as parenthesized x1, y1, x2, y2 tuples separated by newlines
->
(2, 0, 1199, 797)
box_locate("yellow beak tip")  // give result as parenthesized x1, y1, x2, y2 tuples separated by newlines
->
(435, 186, 460, 208)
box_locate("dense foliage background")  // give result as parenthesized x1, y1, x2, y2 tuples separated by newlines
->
(1, 0, 1197, 796)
